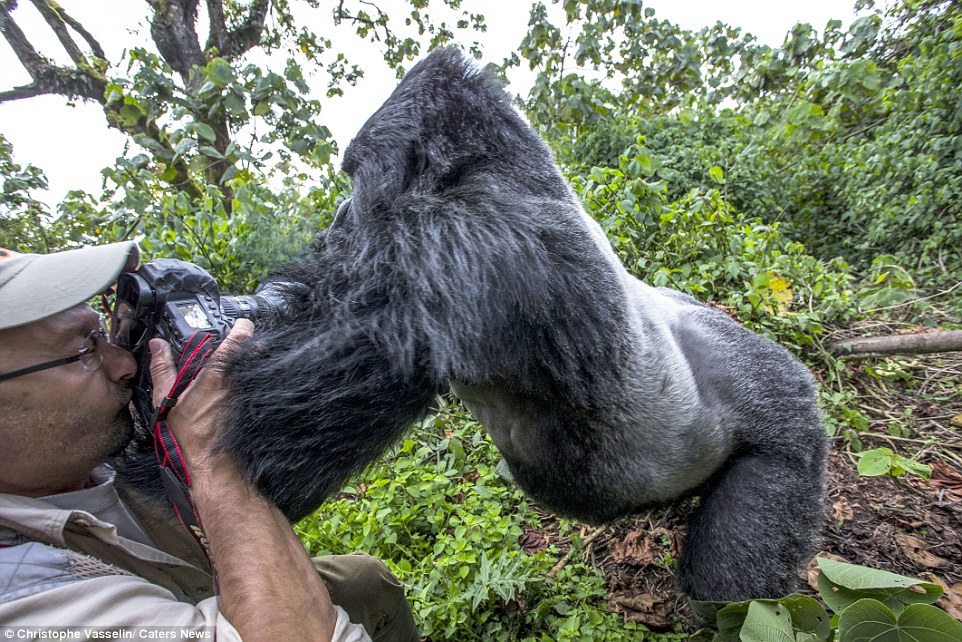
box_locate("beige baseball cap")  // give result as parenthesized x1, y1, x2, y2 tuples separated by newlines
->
(0, 242, 140, 331)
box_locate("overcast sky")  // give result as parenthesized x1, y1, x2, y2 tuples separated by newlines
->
(0, 1, 862, 206)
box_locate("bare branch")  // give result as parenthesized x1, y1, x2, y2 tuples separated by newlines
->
(220, 0, 268, 59)
(205, 0, 227, 53)
(0, 2, 104, 103)
(831, 330, 962, 358)
(0, 2, 49, 80)
(28, 0, 85, 65)
(147, 0, 204, 81)
(334, 0, 394, 44)
(51, 0, 105, 59)
(0, 82, 48, 102)
(0, 4, 106, 106)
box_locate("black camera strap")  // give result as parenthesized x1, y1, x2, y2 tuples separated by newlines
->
(148, 330, 219, 571)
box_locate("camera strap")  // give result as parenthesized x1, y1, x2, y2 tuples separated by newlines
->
(149, 330, 218, 570)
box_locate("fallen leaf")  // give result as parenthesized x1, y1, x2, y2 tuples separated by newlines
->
(929, 461, 962, 494)
(921, 573, 962, 622)
(804, 552, 848, 591)
(950, 414, 962, 429)
(833, 498, 854, 522)
(608, 527, 673, 567)
(895, 533, 948, 569)
(518, 531, 550, 555)
(608, 590, 671, 630)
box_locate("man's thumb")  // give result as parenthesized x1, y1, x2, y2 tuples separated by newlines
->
(148, 337, 176, 404)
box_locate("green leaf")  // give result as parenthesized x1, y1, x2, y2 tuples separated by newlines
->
(199, 146, 224, 159)
(119, 103, 144, 127)
(715, 596, 831, 642)
(838, 600, 962, 642)
(857, 448, 896, 476)
(739, 601, 794, 642)
(893, 457, 931, 479)
(207, 58, 235, 87)
(709, 166, 725, 184)
(817, 559, 942, 615)
(193, 122, 217, 143)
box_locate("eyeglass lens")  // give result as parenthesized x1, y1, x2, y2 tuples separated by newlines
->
(79, 318, 109, 373)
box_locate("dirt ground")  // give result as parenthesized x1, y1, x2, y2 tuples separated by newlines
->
(524, 347, 962, 633)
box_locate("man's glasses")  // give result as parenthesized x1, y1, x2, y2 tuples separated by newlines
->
(0, 318, 110, 382)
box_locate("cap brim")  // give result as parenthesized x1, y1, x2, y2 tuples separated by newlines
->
(0, 242, 140, 330)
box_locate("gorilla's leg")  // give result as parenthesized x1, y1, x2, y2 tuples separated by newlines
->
(677, 443, 827, 601)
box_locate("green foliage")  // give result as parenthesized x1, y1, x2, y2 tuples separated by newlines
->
(856, 447, 932, 479)
(694, 559, 962, 642)
(296, 401, 668, 641)
(518, 0, 962, 302)
(58, 165, 348, 292)
(571, 145, 857, 352)
(0, 134, 63, 252)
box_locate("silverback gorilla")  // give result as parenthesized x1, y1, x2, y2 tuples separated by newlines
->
(154, 48, 828, 602)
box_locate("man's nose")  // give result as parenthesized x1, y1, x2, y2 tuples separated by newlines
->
(102, 342, 137, 383)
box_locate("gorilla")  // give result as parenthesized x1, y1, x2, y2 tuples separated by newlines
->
(143, 48, 829, 603)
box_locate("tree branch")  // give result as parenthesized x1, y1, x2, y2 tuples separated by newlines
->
(0, 1, 104, 104)
(54, 1, 105, 59)
(0, 1, 49, 80)
(147, 0, 204, 81)
(0, 82, 48, 102)
(831, 330, 962, 359)
(28, 0, 85, 66)
(219, 0, 269, 59)
(205, 0, 228, 53)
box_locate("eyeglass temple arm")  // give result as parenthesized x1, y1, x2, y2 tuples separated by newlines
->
(0, 355, 83, 382)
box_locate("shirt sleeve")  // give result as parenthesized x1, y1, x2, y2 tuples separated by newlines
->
(0, 575, 372, 642)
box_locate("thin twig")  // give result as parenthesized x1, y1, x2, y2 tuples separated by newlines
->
(547, 526, 607, 578)
(864, 280, 962, 314)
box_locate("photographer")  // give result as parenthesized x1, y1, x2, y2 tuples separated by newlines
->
(0, 242, 418, 641)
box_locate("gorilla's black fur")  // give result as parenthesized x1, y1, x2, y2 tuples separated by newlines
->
(149, 48, 828, 602)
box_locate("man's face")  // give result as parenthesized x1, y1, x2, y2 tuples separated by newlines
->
(0, 304, 137, 496)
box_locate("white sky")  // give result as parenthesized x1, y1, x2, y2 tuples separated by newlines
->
(0, 1, 862, 206)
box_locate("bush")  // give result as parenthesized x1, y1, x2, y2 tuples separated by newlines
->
(570, 147, 858, 352)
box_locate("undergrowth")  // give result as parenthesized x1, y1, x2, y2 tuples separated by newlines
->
(296, 400, 681, 641)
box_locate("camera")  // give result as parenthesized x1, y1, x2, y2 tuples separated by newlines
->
(111, 258, 287, 425)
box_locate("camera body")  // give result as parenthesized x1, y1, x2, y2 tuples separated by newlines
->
(112, 259, 281, 425)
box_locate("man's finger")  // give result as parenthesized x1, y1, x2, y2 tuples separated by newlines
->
(214, 319, 254, 358)
(148, 337, 176, 405)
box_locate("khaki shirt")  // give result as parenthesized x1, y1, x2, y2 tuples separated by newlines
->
(0, 470, 370, 641)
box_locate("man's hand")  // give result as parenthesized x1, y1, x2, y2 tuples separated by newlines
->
(145, 318, 340, 641)
(147, 319, 253, 474)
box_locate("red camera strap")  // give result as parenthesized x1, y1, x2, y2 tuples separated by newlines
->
(148, 330, 218, 569)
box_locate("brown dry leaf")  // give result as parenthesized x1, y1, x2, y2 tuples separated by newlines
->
(930, 461, 962, 494)
(608, 527, 673, 567)
(608, 591, 671, 630)
(833, 498, 854, 522)
(518, 531, 550, 555)
(894, 533, 949, 569)
(804, 552, 849, 591)
(921, 573, 962, 622)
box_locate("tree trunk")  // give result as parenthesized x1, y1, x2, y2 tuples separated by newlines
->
(831, 330, 962, 358)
